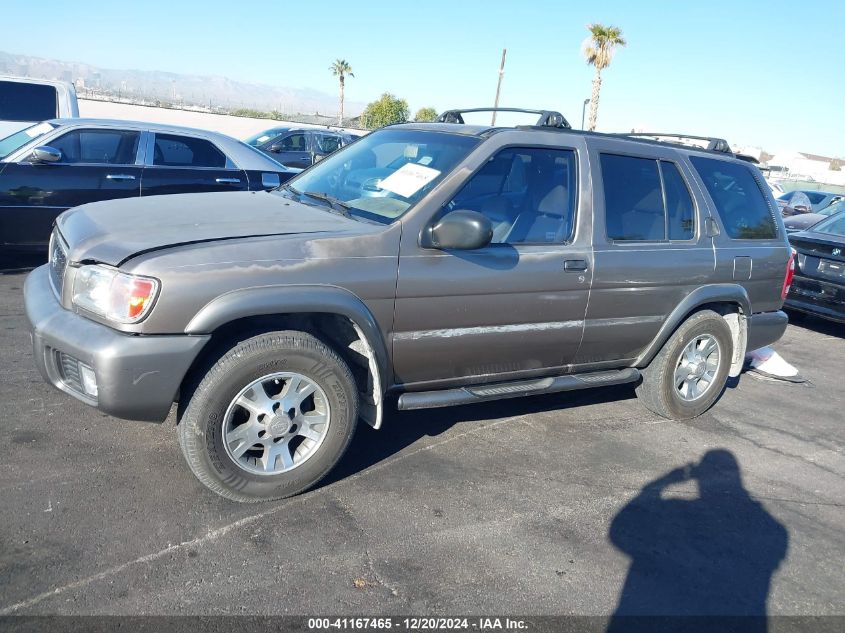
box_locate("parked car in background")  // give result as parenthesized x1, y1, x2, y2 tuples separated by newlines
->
(1, 118, 297, 252)
(0, 76, 79, 140)
(24, 108, 791, 502)
(766, 180, 786, 197)
(245, 126, 355, 169)
(776, 189, 843, 213)
(786, 210, 845, 323)
(783, 199, 845, 232)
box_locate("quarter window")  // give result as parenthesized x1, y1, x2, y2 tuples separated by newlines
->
(316, 134, 341, 154)
(601, 154, 697, 241)
(448, 147, 577, 244)
(50, 129, 140, 165)
(690, 156, 778, 239)
(153, 134, 226, 168)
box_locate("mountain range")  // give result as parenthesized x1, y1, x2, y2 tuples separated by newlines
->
(0, 51, 363, 116)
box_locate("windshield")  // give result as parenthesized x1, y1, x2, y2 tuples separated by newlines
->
(245, 127, 290, 146)
(282, 128, 480, 223)
(0, 121, 57, 159)
(812, 211, 845, 237)
(819, 199, 845, 217)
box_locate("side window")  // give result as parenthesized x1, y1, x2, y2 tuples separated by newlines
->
(661, 161, 695, 240)
(279, 133, 307, 152)
(690, 156, 778, 239)
(51, 129, 140, 165)
(601, 154, 664, 241)
(447, 147, 577, 245)
(153, 134, 226, 168)
(316, 133, 341, 154)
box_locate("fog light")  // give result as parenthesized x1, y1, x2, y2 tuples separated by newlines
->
(78, 362, 98, 397)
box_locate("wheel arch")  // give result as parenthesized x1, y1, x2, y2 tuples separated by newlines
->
(183, 285, 389, 429)
(636, 284, 751, 377)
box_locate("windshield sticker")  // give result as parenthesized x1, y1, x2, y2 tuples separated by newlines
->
(26, 122, 54, 137)
(378, 163, 441, 198)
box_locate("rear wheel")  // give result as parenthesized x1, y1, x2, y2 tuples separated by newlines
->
(178, 330, 358, 502)
(636, 310, 733, 420)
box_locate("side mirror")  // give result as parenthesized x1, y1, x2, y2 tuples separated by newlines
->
(268, 144, 282, 153)
(31, 146, 61, 163)
(792, 205, 810, 214)
(425, 210, 493, 250)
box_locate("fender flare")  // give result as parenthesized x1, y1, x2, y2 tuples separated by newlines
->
(185, 284, 390, 423)
(635, 284, 751, 370)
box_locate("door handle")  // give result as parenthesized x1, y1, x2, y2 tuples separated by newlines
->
(106, 174, 136, 181)
(564, 259, 588, 272)
(215, 177, 241, 184)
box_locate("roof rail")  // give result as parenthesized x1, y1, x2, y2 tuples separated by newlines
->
(437, 107, 571, 129)
(619, 132, 732, 154)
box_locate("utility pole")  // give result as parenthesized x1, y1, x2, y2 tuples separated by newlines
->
(491, 48, 507, 125)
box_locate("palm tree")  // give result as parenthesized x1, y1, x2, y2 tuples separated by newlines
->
(329, 59, 354, 127)
(582, 23, 626, 131)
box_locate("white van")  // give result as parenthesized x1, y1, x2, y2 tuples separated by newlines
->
(0, 76, 79, 139)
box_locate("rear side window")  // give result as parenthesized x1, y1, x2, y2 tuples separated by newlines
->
(50, 129, 140, 164)
(0, 81, 58, 121)
(690, 156, 778, 239)
(601, 154, 696, 241)
(153, 134, 226, 168)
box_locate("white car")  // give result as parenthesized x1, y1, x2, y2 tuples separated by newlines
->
(0, 76, 79, 140)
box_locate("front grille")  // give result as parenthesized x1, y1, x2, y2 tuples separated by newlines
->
(57, 351, 83, 394)
(48, 231, 68, 297)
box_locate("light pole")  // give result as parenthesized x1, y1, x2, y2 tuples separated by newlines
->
(581, 98, 590, 130)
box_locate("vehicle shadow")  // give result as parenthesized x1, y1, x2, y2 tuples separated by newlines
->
(325, 383, 637, 486)
(786, 310, 844, 338)
(606, 449, 789, 633)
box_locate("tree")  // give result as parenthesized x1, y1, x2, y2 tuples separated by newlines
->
(329, 59, 354, 126)
(360, 93, 410, 129)
(582, 23, 626, 131)
(414, 107, 439, 122)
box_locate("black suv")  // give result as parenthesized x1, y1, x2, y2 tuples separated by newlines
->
(25, 108, 792, 502)
(246, 126, 356, 169)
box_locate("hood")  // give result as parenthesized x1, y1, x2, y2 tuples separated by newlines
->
(57, 190, 374, 266)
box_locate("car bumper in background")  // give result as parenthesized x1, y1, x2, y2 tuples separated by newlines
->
(24, 265, 210, 422)
(785, 274, 845, 324)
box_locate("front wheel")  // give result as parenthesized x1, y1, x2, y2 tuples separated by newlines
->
(636, 310, 733, 420)
(178, 331, 358, 502)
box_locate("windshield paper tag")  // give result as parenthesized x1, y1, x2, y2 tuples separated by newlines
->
(378, 163, 441, 198)
(27, 122, 54, 137)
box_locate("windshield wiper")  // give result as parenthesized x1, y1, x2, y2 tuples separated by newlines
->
(302, 191, 352, 217)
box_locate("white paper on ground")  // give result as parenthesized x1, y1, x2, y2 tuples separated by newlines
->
(745, 346, 800, 377)
(378, 163, 441, 198)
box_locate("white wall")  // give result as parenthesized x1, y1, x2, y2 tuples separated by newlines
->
(77, 99, 343, 141)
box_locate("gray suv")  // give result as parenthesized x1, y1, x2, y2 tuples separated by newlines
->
(24, 108, 793, 502)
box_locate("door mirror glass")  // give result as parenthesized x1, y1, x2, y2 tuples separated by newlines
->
(31, 146, 62, 163)
(427, 210, 493, 250)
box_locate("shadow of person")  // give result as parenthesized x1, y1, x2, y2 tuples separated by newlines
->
(607, 450, 788, 633)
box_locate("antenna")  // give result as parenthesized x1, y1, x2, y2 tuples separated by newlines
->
(492, 48, 507, 125)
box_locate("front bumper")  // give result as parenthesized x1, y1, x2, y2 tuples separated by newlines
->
(746, 310, 789, 351)
(24, 265, 210, 422)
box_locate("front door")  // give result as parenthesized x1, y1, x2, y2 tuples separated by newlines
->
(392, 145, 592, 388)
(268, 131, 312, 169)
(0, 127, 141, 248)
(141, 133, 248, 196)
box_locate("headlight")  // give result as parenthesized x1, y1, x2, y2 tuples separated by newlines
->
(72, 265, 160, 323)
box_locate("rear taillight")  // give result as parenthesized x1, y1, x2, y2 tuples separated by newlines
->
(781, 249, 796, 300)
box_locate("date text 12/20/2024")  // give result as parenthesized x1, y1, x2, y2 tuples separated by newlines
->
(307, 618, 528, 630)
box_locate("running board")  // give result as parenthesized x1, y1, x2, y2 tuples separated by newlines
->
(396, 368, 641, 411)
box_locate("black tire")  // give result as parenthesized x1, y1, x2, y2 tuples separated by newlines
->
(636, 310, 733, 420)
(178, 330, 358, 502)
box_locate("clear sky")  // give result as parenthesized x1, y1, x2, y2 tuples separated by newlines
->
(3, 0, 843, 156)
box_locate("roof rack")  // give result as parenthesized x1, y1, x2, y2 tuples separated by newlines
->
(437, 107, 571, 129)
(619, 132, 732, 154)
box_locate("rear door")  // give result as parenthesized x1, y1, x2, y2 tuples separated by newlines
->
(141, 133, 248, 196)
(313, 132, 342, 163)
(577, 140, 714, 365)
(0, 127, 141, 248)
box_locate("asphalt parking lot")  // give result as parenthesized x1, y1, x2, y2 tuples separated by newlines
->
(0, 263, 843, 618)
